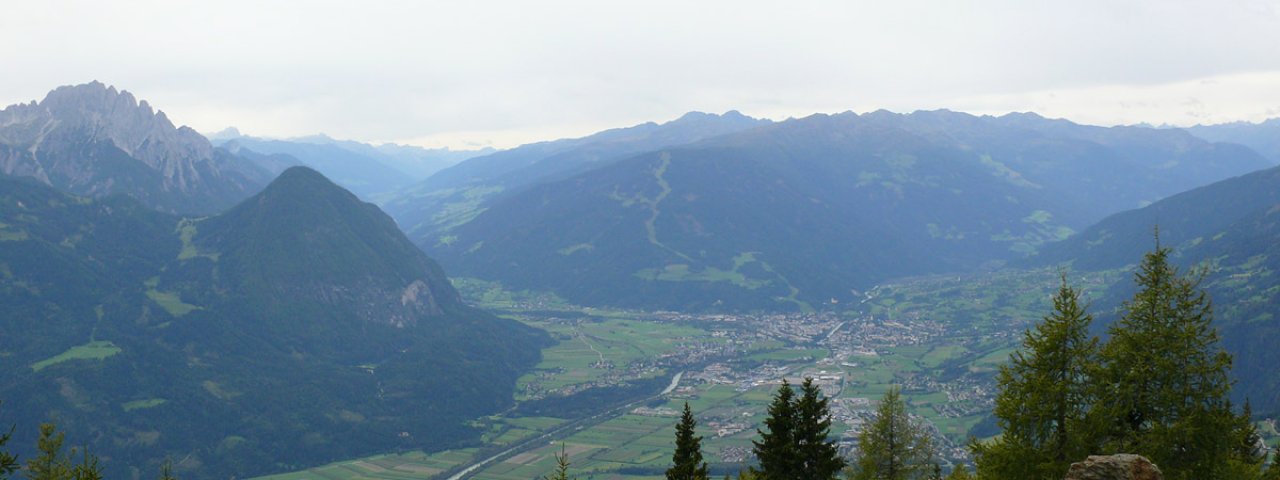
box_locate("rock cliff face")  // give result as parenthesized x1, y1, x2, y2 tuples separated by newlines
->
(0, 81, 270, 214)
(1064, 455, 1163, 480)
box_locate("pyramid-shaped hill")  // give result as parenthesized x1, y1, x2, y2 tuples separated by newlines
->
(195, 166, 463, 330)
(0, 167, 549, 478)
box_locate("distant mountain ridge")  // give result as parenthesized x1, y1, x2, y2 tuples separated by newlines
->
(410, 109, 1271, 311)
(1186, 118, 1280, 165)
(383, 110, 772, 243)
(0, 167, 547, 478)
(211, 130, 489, 200)
(0, 82, 270, 214)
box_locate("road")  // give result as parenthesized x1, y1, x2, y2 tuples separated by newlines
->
(446, 371, 684, 480)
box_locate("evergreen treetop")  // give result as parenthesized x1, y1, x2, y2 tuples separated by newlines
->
(1, 424, 16, 480)
(1, 401, 17, 480)
(752, 380, 798, 480)
(1094, 240, 1244, 478)
(541, 444, 574, 480)
(852, 386, 934, 480)
(794, 378, 845, 479)
(26, 424, 69, 480)
(944, 465, 973, 480)
(667, 402, 710, 480)
(972, 275, 1098, 479)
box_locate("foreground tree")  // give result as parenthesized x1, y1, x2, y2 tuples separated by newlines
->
(971, 275, 1098, 479)
(1093, 238, 1260, 479)
(70, 450, 101, 480)
(795, 378, 846, 479)
(753, 380, 798, 479)
(26, 424, 70, 480)
(752, 378, 845, 480)
(851, 386, 934, 480)
(158, 459, 178, 480)
(667, 402, 710, 480)
(21, 423, 103, 480)
(1, 409, 16, 480)
(945, 465, 973, 480)
(541, 443, 574, 480)
(1263, 451, 1280, 480)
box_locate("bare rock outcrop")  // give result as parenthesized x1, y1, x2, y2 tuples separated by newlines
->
(0, 81, 270, 213)
(1064, 454, 1162, 480)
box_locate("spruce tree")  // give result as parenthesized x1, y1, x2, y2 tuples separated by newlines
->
(794, 378, 845, 479)
(159, 459, 178, 480)
(971, 275, 1098, 479)
(70, 450, 102, 480)
(1230, 400, 1266, 472)
(851, 386, 934, 480)
(1, 423, 16, 480)
(1264, 451, 1280, 480)
(25, 424, 70, 480)
(667, 402, 710, 480)
(541, 443, 574, 480)
(752, 380, 798, 480)
(1093, 238, 1254, 479)
(944, 465, 973, 480)
(1, 402, 17, 480)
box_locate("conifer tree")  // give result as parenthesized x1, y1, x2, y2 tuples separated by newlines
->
(1, 402, 17, 480)
(794, 378, 845, 479)
(753, 380, 798, 480)
(1093, 237, 1256, 479)
(70, 450, 101, 480)
(26, 424, 70, 480)
(1, 423, 16, 480)
(945, 465, 973, 480)
(1263, 451, 1280, 480)
(971, 275, 1098, 479)
(851, 386, 934, 480)
(542, 443, 574, 480)
(1231, 400, 1266, 469)
(667, 402, 710, 480)
(158, 459, 178, 480)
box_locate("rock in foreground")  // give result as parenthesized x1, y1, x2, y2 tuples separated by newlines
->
(1064, 454, 1162, 480)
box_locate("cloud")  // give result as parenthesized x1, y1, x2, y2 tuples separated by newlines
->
(943, 71, 1280, 127)
(1, 0, 1278, 148)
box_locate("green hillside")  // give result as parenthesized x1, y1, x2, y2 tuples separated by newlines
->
(0, 169, 549, 478)
(1033, 164, 1280, 412)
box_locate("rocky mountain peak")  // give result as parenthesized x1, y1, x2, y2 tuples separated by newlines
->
(0, 82, 268, 214)
(28, 81, 214, 169)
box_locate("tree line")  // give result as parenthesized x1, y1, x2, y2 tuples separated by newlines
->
(0, 415, 176, 480)
(971, 240, 1279, 480)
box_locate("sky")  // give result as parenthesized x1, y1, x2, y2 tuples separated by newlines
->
(3, 0, 1279, 149)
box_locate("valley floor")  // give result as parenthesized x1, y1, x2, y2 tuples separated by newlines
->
(255, 268, 1276, 480)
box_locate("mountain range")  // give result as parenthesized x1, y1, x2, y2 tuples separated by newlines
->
(1187, 119, 1280, 165)
(0, 82, 271, 214)
(382, 110, 771, 244)
(0, 167, 547, 478)
(211, 129, 489, 200)
(398, 109, 1269, 311)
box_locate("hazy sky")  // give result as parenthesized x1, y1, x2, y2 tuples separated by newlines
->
(3, 0, 1279, 149)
